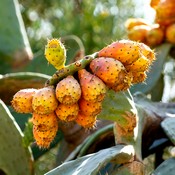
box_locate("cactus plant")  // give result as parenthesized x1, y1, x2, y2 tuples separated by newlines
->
(0, 99, 33, 175)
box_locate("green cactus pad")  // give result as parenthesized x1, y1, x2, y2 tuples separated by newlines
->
(0, 99, 33, 175)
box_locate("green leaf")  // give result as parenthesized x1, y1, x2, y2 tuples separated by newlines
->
(131, 43, 172, 94)
(0, 0, 33, 73)
(152, 158, 175, 175)
(0, 99, 33, 175)
(161, 118, 175, 145)
(45, 145, 134, 175)
(98, 89, 137, 124)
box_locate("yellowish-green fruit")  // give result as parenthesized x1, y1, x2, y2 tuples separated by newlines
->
(11, 88, 37, 113)
(45, 38, 66, 70)
(32, 86, 58, 114)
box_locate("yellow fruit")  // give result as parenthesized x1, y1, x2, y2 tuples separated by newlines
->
(125, 54, 150, 72)
(131, 72, 147, 84)
(55, 103, 79, 122)
(127, 25, 151, 43)
(44, 38, 66, 70)
(32, 86, 58, 114)
(11, 88, 37, 113)
(146, 24, 164, 47)
(33, 123, 58, 149)
(76, 112, 97, 129)
(32, 112, 58, 127)
(33, 124, 58, 139)
(155, 0, 175, 26)
(165, 23, 175, 44)
(125, 18, 150, 30)
(78, 98, 102, 117)
(138, 43, 156, 63)
(56, 75, 81, 105)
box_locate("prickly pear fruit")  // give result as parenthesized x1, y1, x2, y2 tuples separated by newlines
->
(131, 71, 147, 84)
(146, 24, 164, 47)
(125, 54, 150, 72)
(33, 124, 58, 139)
(90, 57, 132, 92)
(33, 123, 58, 148)
(32, 86, 58, 114)
(78, 98, 102, 117)
(56, 75, 81, 105)
(165, 23, 175, 44)
(44, 38, 66, 70)
(98, 40, 140, 65)
(155, 0, 175, 26)
(125, 18, 150, 30)
(76, 112, 97, 129)
(11, 88, 37, 113)
(78, 69, 106, 102)
(32, 112, 58, 127)
(150, 0, 160, 9)
(138, 42, 156, 63)
(55, 103, 79, 122)
(127, 25, 151, 43)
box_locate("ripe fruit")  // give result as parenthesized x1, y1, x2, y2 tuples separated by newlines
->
(33, 124, 58, 149)
(32, 86, 58, 114)
(127, 25, 151, 43)
(138, 43, 156, 63)
(78, 98, 102, 117)
(150, 0, 160, 9)
(125, 54, 150, 72)
(78, 69, 106, 102)
(155, 0, 175, 26)
(98, 40, 140, 65)
(165, 23, 175, 44)
(11, 88, 37, 113)
(125, 18, 150, 30)
(44, 38, 66, 70)
(131, 71, 147, 84)
(76, 112, 97, 129)
(146, 24, 164, 47)
(55, 103, 79, 122)
(33, 124, 58, 139)
(90, 57, 132, 92)
(32, 112, 58, 127)
(56, 75, 81, 105)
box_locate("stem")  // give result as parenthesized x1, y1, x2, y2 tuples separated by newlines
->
(45, 52, 98, 86)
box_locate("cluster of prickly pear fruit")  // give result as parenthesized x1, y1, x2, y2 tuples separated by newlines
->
(11, 39, 155, 149)
(125, 0, 175, 47)
(95, 40, 155, 84)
